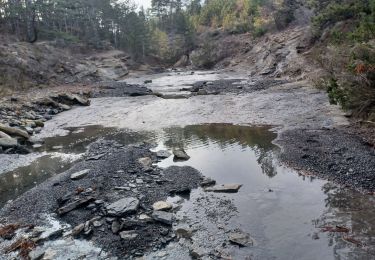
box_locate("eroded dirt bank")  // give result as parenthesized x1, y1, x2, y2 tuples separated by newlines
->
(0, 70, 374, 260)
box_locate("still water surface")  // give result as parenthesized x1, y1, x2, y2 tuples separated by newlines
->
(0, 124, 374, 259)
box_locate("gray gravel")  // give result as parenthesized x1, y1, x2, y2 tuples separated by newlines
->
(277, 128, 375, 192)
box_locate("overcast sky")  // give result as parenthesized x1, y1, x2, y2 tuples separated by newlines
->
(132, 0, 152, 9)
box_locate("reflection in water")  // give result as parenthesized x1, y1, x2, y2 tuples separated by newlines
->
(316, 183, 375, 258)
(0, 155, 76, 207)
(160, 124, 278, 178)
(0, 124, 374, 259)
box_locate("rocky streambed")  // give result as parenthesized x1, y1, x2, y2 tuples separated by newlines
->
(0, 70, 374, 260)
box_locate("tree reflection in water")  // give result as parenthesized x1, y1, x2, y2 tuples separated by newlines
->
(161, 124, 278, 178)
(314, 183, 375, 259)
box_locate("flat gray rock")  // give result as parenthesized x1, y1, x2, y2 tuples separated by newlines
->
(119, 230, 138, 240)
(70, 169, 90, 180)
(205, 184, 242, 193)
(156, 150, 172, 159)
(152, 211, 174, 225)
(107, 197, 139, 217)
(229, 231, 254, 247)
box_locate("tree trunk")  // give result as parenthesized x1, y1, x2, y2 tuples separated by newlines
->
(25, 0, 37, 43)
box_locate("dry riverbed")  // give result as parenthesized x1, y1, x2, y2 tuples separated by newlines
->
(0, 70, 374, 260)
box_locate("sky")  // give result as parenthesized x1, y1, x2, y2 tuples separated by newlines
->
(132, 0, 152, 9)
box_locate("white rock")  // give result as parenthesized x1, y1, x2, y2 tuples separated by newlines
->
(70, 169, 90, 180)
(152, 201, 173, 211)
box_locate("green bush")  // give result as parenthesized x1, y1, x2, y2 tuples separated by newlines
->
(325, 78, 349, 107)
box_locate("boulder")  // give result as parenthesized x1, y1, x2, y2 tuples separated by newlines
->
(204, 184, 242, 193)
(152, 201, 173, 211)
(0, 131, 11, 139)
(0, 123, 30, 139)
(0, 138, 17, 148)
(106, 197, 140, 217)
(70, 169, 90, 180)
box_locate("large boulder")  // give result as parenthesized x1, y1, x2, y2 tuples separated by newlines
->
(0, 137, 18, 148)
(0, 123, 30, 139)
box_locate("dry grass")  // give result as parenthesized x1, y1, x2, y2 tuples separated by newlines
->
(0, 224, 21, 239)
(4, 237, 36, 259)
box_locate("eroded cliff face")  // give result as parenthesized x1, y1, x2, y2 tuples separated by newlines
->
(0, 36, 130, 96)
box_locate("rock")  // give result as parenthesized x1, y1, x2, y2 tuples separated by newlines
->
(0, 138, 18, 148)
(200, 177, 216, 187)
(175, 227, 193, 239)
(156, 150, 172, 159)
(144, 80, 152, 84)
(70, 169, 90, 180)
(41, 248, 56, 260)
(25, 126, 34, 134)
(153, 201, 173, 211)
(29, 249, 45, 260)
(0, 131, 11, 139)
(106, 197, 140, 217)
(34, 120, 45, 127)
(205, 184, 242, 193)
(229, 231, 254, 247)
(197, 89, 208, 95)
(72, 94, 90, 106)
(120, 230, 138, 240)
(87, 153, 105, 161)
(111, 221, 121, 234)
(83, 221, 92, 236)
(139, 214, 152, 222)
(58, 93, 90, 106)
(138, 157, 152, 168)
(34, 127, 42, 134)
(114, 186, 130, 191)
(25, 112, 36, 120)
(155, 93, 190, 99)
(190, 247, 208, 259)
(72, 223, 85, 237)
(173, 148, 190, 161)
(152, 211, 174, 225)
(57, 196, 95, 215)
(0, 123, 30, 139)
